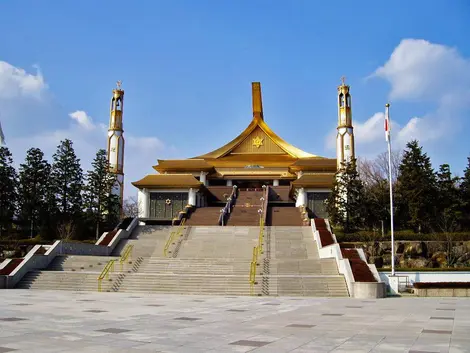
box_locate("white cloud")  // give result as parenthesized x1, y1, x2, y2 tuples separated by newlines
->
(327, 39, 470, 155)
(0, 61, 46, 99)
(373, 39, 470, 102)
(69, 110, 96, 130)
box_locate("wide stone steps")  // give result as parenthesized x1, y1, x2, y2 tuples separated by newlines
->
(46, 255, 119, 271)
(16, 271, 111, 291)
(117, 273, 253, 295)
(272, 259, 339, 276)
(276, 276, 349, 297)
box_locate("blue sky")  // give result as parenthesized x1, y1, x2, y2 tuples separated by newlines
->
(1, 0, 469, 197)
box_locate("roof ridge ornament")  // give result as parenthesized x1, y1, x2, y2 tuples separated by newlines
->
(252, 82, 263, 121)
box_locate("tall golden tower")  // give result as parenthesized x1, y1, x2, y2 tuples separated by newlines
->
(336, 77, 355, 170)
(107, 81, 125, 211)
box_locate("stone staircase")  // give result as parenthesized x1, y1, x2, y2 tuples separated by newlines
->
(116, 226, 258, 295)
(263, 226, 349, 297)
(16, 255, 120, 291)
(15, 225, 170, 292)
(227, 189, 264, 226)
(185, 207, 221, 226)
(267, 207, 304, 226)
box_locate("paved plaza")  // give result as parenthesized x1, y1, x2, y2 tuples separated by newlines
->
(0, 290, 469, 352)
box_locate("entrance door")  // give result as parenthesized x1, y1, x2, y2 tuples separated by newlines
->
(149, 192, 188, 220)
(307, 192, 330, 219)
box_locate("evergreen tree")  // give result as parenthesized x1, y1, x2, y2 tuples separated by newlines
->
(18, 148, 51, 238)
(363, 179, 390, 232)
(0, 147, 18, 238)
(51, 139, 83, 219)
(326, 159, 366, 232)
(83, 149, 119, 239)
(435, 164, 461, 232)
(460, 157, 470, 229)
(396, 140, 437, 232)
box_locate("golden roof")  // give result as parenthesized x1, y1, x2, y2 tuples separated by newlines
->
(289, 157, 337, 173)
(291, 173, 335, 188)
(149, 82, 336, 177)
(153, 159, 213, 173)
(132, 174, 202, 189)
(192, 115, 317, 160)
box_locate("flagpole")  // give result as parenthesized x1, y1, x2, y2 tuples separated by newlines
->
(385, 103, 395, 276)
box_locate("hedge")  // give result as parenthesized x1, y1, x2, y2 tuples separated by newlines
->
(334, 230, 470, 242)
(377, 267, 470, 272)
(413, 282, 470, 289)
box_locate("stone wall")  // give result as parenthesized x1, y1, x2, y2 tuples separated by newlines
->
(355, 240, 470, 269)
(415, 288, 470, 297)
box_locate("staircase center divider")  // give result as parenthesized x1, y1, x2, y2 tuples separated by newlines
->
(163, 218, 186, 257)
(218, 185, 238, 226)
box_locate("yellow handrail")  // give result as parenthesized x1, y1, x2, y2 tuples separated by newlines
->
(163, 218, 186, 257)
(249, 246, 258, 295)
(97, 260, 115, 292)
(119, 244, 134, 271)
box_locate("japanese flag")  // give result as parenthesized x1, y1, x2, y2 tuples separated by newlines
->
(385, 104, 391, 142)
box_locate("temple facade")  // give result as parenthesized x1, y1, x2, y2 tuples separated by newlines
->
(132, 80, 355, 223)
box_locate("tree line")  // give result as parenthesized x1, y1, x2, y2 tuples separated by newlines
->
(0, 140, 120, 241)
(327, 140, 470, 234)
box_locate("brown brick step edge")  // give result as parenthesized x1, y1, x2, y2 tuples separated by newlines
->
(313, 219, 335, 247)
(341, 249, 377, 283)
(413, 282, 470, 289)
(0, 258, 24, 275)
(98, 230, 118, 246)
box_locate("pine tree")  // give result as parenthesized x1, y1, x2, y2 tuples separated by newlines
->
(51, 139, 83, 219)
(326, 159, 366, 232)
(435, 164, 461, 232)
(460, 157, 470, 229)
(83, 149, 119, 239)
(396, 140, 437, 232)
(18, 148, 51, 238)
(0, 147, 18, 238)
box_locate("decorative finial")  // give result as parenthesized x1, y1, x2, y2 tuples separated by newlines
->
(116, 80, 122, 90)
(341, 76, 346, 85)
(385, 103, 390, 107)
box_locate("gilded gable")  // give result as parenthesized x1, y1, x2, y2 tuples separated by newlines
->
(230, 126, 287, 155)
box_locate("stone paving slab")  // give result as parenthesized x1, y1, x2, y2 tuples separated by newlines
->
(0, 290, 470, 352)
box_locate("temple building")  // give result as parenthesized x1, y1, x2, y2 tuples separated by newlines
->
(133, 80, 355, 224)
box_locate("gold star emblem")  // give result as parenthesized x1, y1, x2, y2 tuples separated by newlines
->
(252, 136, 264, 148)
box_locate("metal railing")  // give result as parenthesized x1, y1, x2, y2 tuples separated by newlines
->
(163, 218, 186, 257)
(219, 185, 238, 226)
(249, 246, 259, 295)
(97, 260, 115, 292)
(119, 244, 134, 271)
